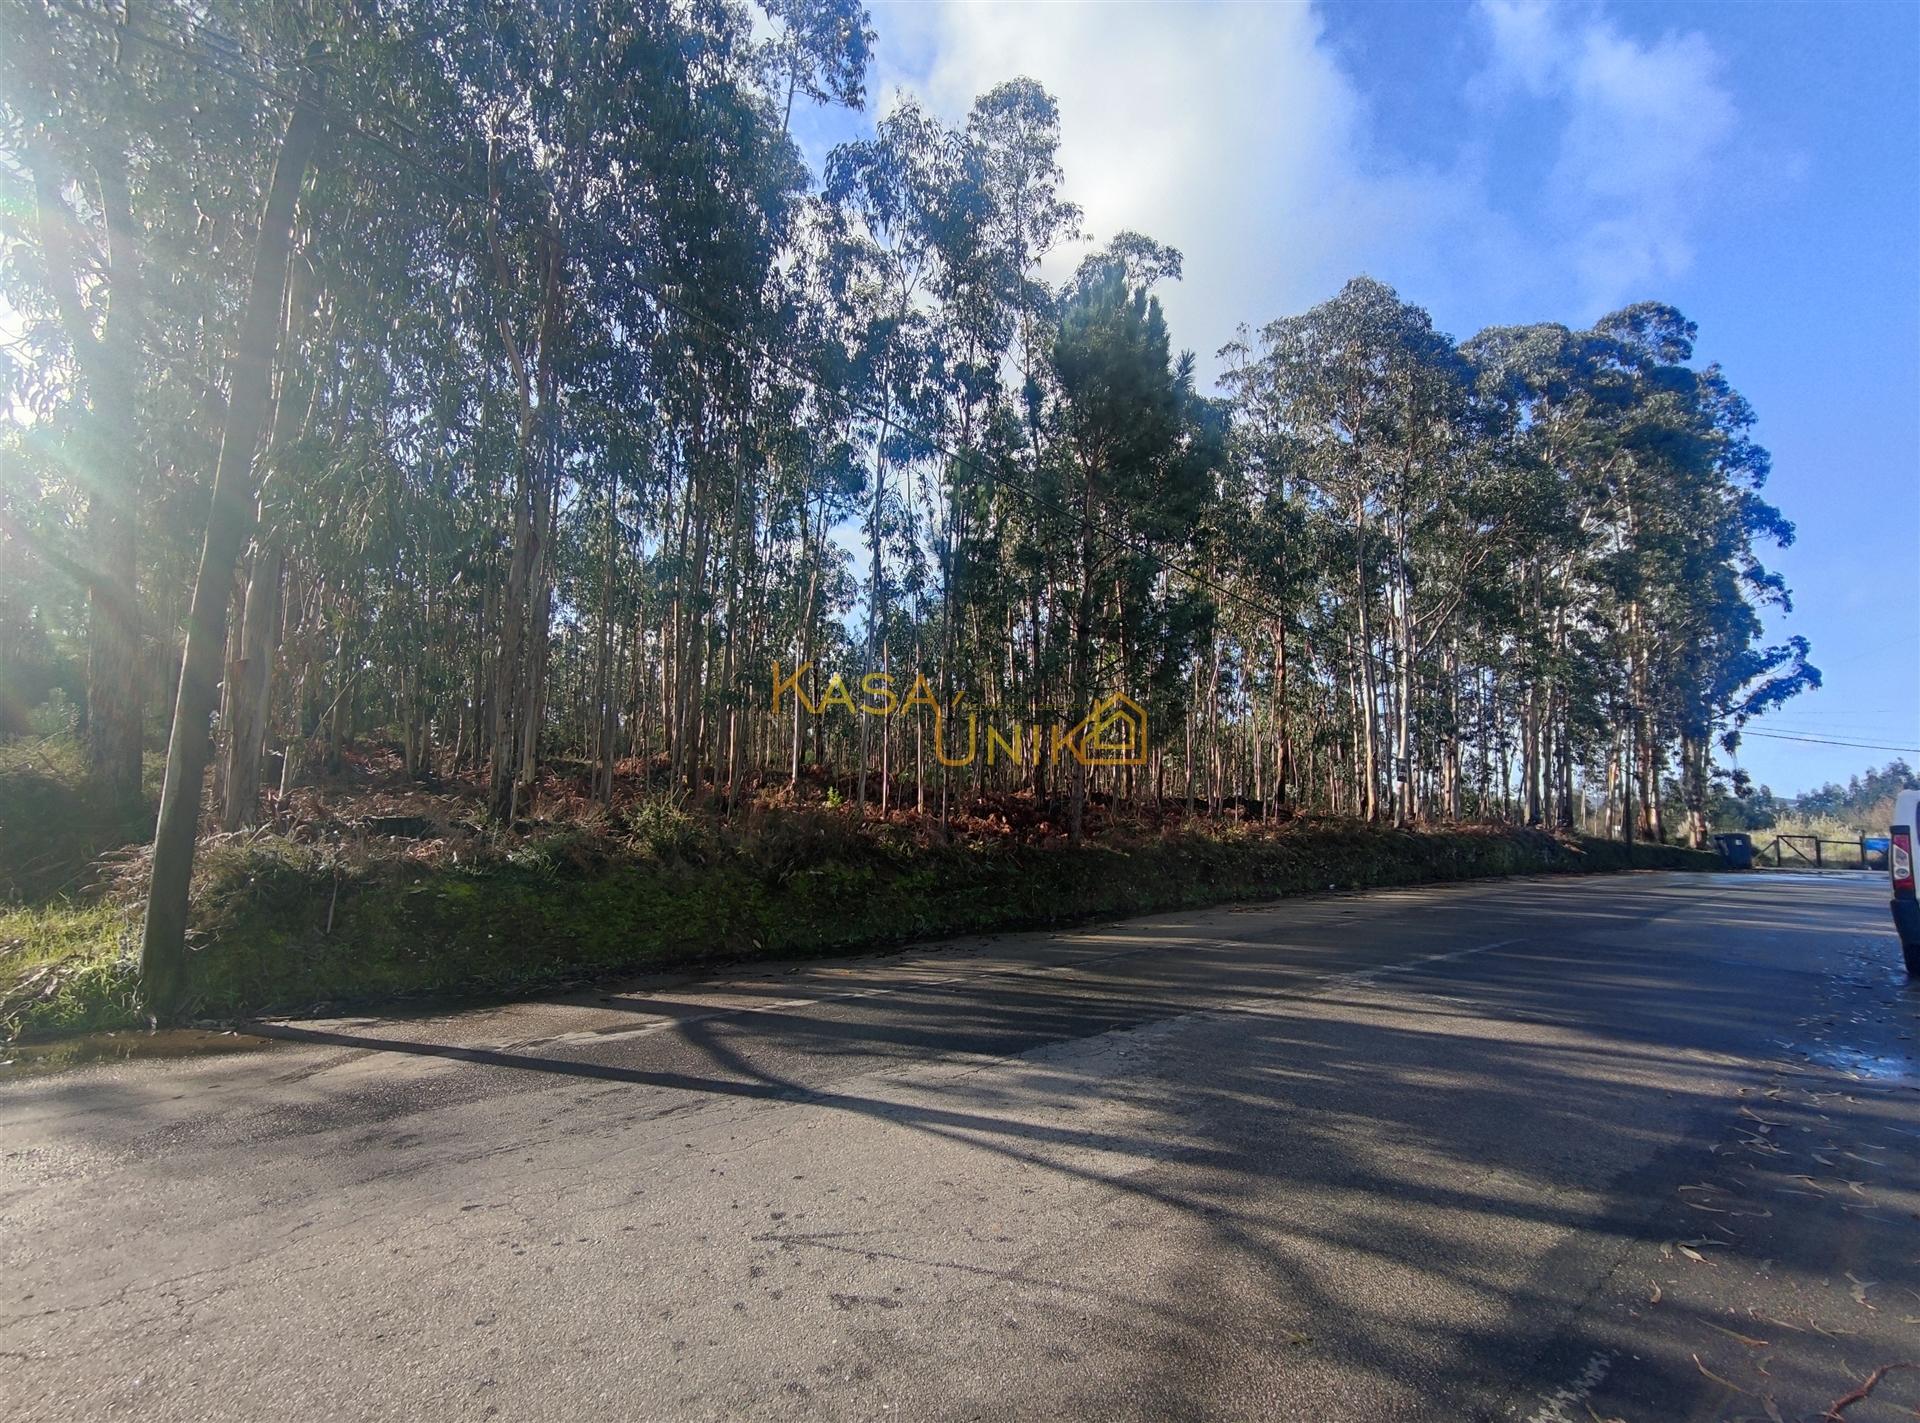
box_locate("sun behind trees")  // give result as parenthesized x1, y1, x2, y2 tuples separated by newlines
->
(0, 0, 1814, 1009)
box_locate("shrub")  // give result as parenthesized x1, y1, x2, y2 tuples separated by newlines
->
(622, 795, 708, 862)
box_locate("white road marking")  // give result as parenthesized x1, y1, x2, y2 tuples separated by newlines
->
(1526, 1349, 1615, 1423)
(1321, 937, 1523, 992)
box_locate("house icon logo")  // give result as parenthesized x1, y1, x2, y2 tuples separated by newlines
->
(1067, 692, 1147, 767)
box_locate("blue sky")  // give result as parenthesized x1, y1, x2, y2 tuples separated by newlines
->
(796, 0, 1920, 798)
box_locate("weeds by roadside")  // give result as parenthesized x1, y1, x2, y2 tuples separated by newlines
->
(0, 806, 1720, 1046)
(0, 735, 1723, 1046)
(0, 900, 140, 1041)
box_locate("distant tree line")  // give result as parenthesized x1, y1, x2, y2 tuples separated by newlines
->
(1716, 760, 1919, 835)
(0, 1, 1816, 990)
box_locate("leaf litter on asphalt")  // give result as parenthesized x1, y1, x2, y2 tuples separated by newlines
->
(1822, 1361, 1917, 1420)
(1693, 1352, 1753, 1396)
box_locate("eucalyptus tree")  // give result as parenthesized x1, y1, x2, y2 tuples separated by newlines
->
(822, 98, 957, 812)
(1255, 277, 1460, 820)
(0, 0, 265, 803)
(1597, 339, 1813, 846)
(1459, 322, 1604, 827)
(760, 0, 873, 131)
(142, 45, 332, 1012)
(952, 80, 1080, 790)
(965, 80, 1081, 457)
(0, 0, 1836, 1009)
(1217, 326, 1314, 812)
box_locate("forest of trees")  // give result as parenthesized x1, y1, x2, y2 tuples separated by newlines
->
(0, 1, 1817, 991)
(1714, 760, 1919, 836)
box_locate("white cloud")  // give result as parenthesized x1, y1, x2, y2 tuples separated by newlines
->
(863, 0, 1744, 378)
(1476, 0, 1739, 309)
(1478, 0, 1572, 95)
(873, 2, 1349, 352)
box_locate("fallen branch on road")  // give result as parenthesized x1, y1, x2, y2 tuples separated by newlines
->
(1823, 1361, 1916, 1420)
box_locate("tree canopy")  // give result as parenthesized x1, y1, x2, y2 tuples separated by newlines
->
(0, 0, 1817, 976)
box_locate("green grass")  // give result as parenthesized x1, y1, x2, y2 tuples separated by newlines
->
(0, 899, 142, 1039)
(0, 819, 1720, 1045)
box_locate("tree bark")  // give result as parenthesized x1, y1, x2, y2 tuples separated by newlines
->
(219, 544, 283, 830)
(220, 254, 319, 829)
(141, 66, 329, 1015)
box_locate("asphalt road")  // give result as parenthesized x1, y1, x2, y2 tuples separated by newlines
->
(3, 871, 1917, 1422)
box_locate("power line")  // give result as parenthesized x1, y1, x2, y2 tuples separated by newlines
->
(1738, 730, 1920, 754)
(1740, 722, 1916, 738)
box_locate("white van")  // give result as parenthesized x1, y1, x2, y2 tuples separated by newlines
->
(1892, 788, 1919, 975)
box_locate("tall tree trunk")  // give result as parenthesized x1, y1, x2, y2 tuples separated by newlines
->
(1442, 642, 1461, 821)
(484, 148, 564, 821)
(791, 494, 822, 786)
(594, 468, 620, 804)
(31, 144, 145, 804)
(1681, 732, 1709, 848)
(1271, 616, 1291, 817)
(858, 395, 889, 818)
(513, 462, 557, 806)
(489, 442, 536, 819)
(220, 544, 283, 830)
(1066, 476, 1098, 846)
(141, 68, 328, 1014)
(220, 254, 318, 829)
(1346, 496, 1381, 823)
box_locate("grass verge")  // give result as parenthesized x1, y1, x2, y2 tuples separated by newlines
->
(1, 819, 1720, 1045)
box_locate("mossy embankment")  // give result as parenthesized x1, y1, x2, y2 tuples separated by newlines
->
(1, 812, 1719, 1045)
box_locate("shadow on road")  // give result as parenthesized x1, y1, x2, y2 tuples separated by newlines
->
(10, 874, 1915, 1419)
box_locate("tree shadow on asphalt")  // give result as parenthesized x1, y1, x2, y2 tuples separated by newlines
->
(18, 874, 1919, 1419)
